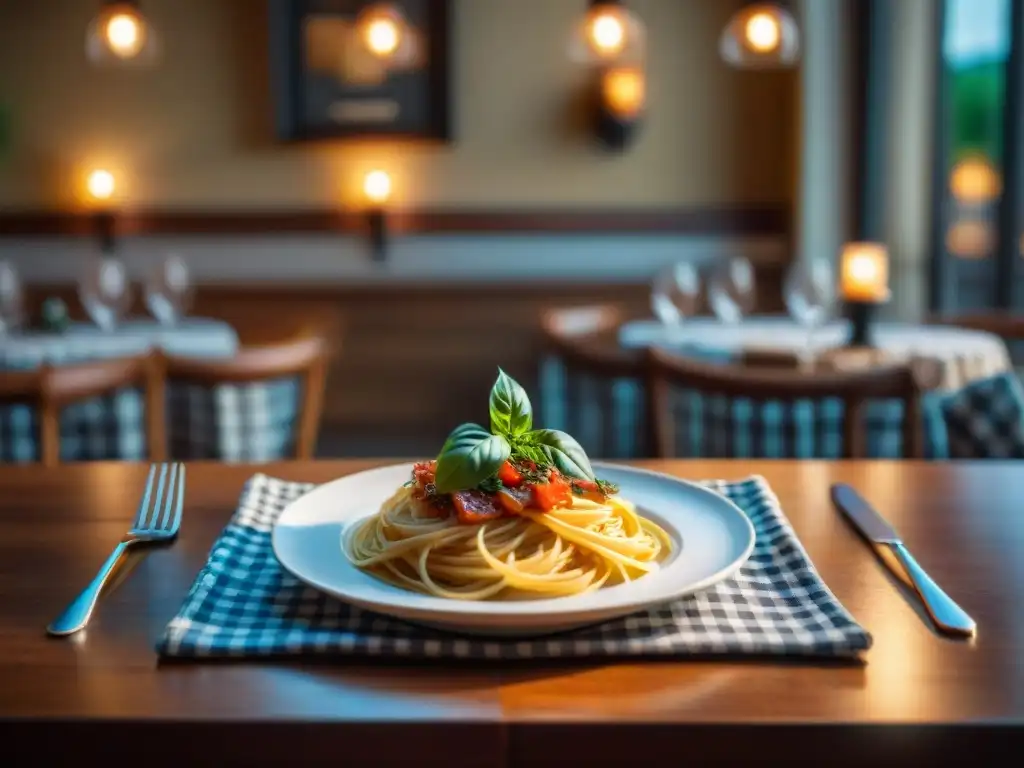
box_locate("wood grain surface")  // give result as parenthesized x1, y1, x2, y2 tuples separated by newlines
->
(0, 460, 1021, 766)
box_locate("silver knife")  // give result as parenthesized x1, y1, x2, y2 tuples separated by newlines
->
(831, 483, 976, 638)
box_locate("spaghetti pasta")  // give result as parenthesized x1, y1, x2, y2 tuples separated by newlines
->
(344, 481, 672, 600)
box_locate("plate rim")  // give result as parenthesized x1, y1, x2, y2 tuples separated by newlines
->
(271, 461, 755, 625)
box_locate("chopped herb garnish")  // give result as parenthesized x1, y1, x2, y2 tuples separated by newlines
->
(477, 475, 504, 493)
(596, 479, 620, 495)
(514, 460, 551, 485)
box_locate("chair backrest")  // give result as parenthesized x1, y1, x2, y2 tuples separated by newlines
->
(0, 370, 44, 403)
(160, 334, 328, 459)
(0, 354, 165, 467)
(646, 346, 931, 459)
(540, 304, 642, 377)
(539, 304, 653, 457)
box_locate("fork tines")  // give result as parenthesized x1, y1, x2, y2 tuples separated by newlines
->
(133, 462, 185, 537)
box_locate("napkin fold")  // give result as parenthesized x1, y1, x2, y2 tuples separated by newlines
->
(157, 473, 871, 659)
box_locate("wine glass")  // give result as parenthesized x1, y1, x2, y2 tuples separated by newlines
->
(0, 260, 24, 335)
(707, 256, 755, 324)
(651, 261, 702, 331)
(784, 259, 835, 366)
(79, 254, 132, 331)
(145, 253, 193, 326)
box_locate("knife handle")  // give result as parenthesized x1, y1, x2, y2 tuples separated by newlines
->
(888, 542, 977, 638)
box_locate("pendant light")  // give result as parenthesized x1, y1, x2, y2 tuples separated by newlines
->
(355, 3, 421, 71)
(720, 1, 799, 69)
(86, 1, 159, 66)
(568, 0, 646, 66)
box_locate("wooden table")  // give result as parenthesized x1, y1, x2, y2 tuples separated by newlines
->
(1, 460, 1022, 765)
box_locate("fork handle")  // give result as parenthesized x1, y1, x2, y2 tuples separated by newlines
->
(46, 542, 130, 637)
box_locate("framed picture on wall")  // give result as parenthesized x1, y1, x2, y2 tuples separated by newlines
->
(269, 0, 453, 142)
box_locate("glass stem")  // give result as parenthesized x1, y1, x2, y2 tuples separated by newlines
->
(803, 324, 816, 370)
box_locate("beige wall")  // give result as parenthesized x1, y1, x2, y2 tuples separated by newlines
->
(0, 0, 796, 211)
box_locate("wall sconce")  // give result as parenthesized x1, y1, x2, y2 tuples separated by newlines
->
(568, 0, 646, 66)
(86, 1, 160, 67)
(86, 168, 118, 255)
(355, 3, 420, 70)
(595, 66, 645, 151)
(720, 1, 800, 69)
(363, 170, 392, 264)
(839, 242, 890, 347)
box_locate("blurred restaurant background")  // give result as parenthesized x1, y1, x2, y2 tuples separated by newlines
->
(1, 0, 1022, 464)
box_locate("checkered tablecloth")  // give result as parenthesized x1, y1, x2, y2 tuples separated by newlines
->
(157, 473, 872, 660)
(0, 320, 304, 463)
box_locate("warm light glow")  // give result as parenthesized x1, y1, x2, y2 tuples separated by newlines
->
(840, 242, 889, 303)
(744, 11, 780, 52)
(720, 2, 799, 69)
(364, 17, 400, 56)
(363, 170, 392, 205)
(588, 12, 625, 56)
(86, 169, 116, 202)
(950, 157, 1002, 203)
(104, 12, 144, 59)
(602, 67, 645, 118)
(947, 220, 994, 259)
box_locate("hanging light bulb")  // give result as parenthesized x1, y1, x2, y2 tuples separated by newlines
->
(86, 1, 159, 67)
(720, 2, 799, 69)
(569, 1, 646, 66)
(355, 4, 421, 70)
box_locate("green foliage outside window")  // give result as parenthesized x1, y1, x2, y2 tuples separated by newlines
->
(947, 60, 1005, 164)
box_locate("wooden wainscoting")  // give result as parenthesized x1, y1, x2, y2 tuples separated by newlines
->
(25, 270, 787, 456)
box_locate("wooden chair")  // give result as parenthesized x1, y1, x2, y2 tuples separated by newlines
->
(539, 304, 655, 458)
(160, 333, 328, 460)
(646, 346, 935, 459)
(0, 354, 165, 467)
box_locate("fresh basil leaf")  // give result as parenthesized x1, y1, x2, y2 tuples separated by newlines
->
(434, 423, 511, 493)
(527, 429, 595, 481)
(488, 368, 533, 438)
(438, 422, 489, 454)
(512, 442, 549, 465)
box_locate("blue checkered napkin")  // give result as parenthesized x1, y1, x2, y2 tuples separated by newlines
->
(157, 474, 872, 659)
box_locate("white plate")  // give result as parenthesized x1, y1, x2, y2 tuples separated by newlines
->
(271, 463, 755, 636)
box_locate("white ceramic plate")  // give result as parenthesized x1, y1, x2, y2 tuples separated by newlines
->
(272, 463, 755, 636)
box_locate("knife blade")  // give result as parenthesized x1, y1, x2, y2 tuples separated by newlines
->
(831, 483, 976, 638)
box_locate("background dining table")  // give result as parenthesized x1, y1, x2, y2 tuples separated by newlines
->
(0, 317, 239, 368)
(619, 317, 1012, 390)
(0, 459, 1021, 766)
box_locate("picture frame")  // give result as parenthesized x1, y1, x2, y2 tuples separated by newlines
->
(268, 0, 453, 142)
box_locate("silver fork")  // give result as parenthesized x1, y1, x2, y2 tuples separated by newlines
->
(46, 462, 185, 637)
